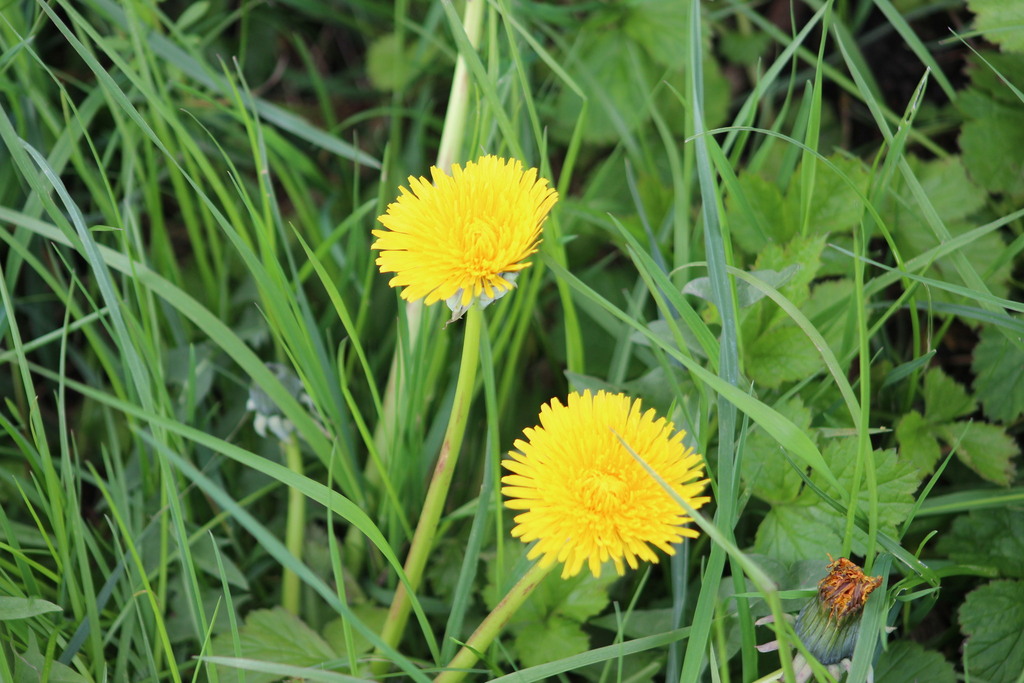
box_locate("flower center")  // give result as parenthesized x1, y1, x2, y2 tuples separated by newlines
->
(458, 217, 508, 276)
(577, 468, 629, 514)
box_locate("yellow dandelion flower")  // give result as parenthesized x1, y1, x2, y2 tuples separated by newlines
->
(502, 390, 710, 579)
(372, 155, 557, 310)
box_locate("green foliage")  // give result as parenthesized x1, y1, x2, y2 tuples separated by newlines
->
(1, 0, 1022, 681)
(13, 636, 90, 683)
(972, 325, 1024, 422)
(939, 508, 1024, 579)
(367, 34, 425, 91)
(484, 551, 616, 668)
(0, 597, 62, 621)
(958, 52, 1024, 197)
(210, 608, 340, 683)
(967, 0, 1024, 53)
(959, 580, 1024, 683)
(754, 439, 919, 561)
(896, 368, 1020, 483)
(873, 641, 957, 683)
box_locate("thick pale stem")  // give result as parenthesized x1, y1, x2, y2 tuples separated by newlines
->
(372, 305, 484, 673)
(348, 0, 487, 573)
(435, 561, 555, 683)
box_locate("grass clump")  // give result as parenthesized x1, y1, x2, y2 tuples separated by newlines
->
(1, 1, 1022, 682)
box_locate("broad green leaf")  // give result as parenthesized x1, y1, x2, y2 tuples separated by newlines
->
(515, 567, 616, 625)
(895, 410, 941, 474)
(323, 604, 390, 657)
(891, 210, 1016, 301)
(367, 34, 421, 91)
(936, 421, 1020, 486)
(683, 266, 801, 309)
(624, 0, 691, 69)
(923, 368, 977, 424)
(787, 155, 870, 236)
(485, 548, 614, 627)
(630, 319, 708, 360)
(14, 635, 89, 683)
(719, 29, 772, 65)
(820, 441, 919, 532)
(881, 156, 987, 238)
(873, 641, 956, 683)
(753, 234, 825, 310)
(745, 325, 822, 389)
(959, 580, 1024, 683)
(967, 0, 1024, 53)
(741, 396, 811, 504)
(963, 52, 1024, 105)
(938, 508, 1024, 579)
(802, 278, 855, 355)
(190, 536, 249, 590)
(591, 608, 677, 638)
(724, 173, 793, 253)
(0, 596, 61, 621)
(211, 608, 337, 683)
(960, 115, 1024, 196)
(754, 499, 844, 560)
(554, 32, 653, 145)
(513, 616, 591, 669)
(972, 325, 1024, 423)
(755, 441, 919, 561)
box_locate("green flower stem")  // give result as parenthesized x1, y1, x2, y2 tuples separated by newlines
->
(282, 434, 304, 614)
(347, 0, 486, 576)
(435, 561, 555, 683)
(372, 304, 484, 673)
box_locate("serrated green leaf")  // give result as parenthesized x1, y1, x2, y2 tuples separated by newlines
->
(623, 0, 691, 69)
(629, 319, 708, 360)
(802, 278, 855, 355)
(683, 266, 801, 309)
(787, 155, 870, 236)
(513, 616, 591, 669)
(895, 410, 942, 474)
(590, 607, 677, 638)
(752, 235, 826, 311)
(967, 0, 1024, 54)
(754, 441, 920, 561)
(517, 567, 615, 626)
(959, 580, 1024, 683)
(745, 325, 822, 389)
(554, 32, 653, 145)
(873, 641, 956, 683)
(742, 396, 811, 504)
(936, 421, 1020, 486)
(14, 634, 89, 683)
(191, 536, 249, 590)
(972, 325, 1024, 423)
(754, 500, 844, 560)
(211, 608, 337, 683)
(938, 508, 1024, 579)
(882, 156, 987, 237)
(322, 603, 389, 657)
(821, 440, 920, 531)
(923, 368, 977, 423)
(0, 596, 61, 621)
(960, 115, 1024, 196)
(964, 52, 1024, 104)
(725, 173, 794, 253)
(485, 549, 614, 630)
